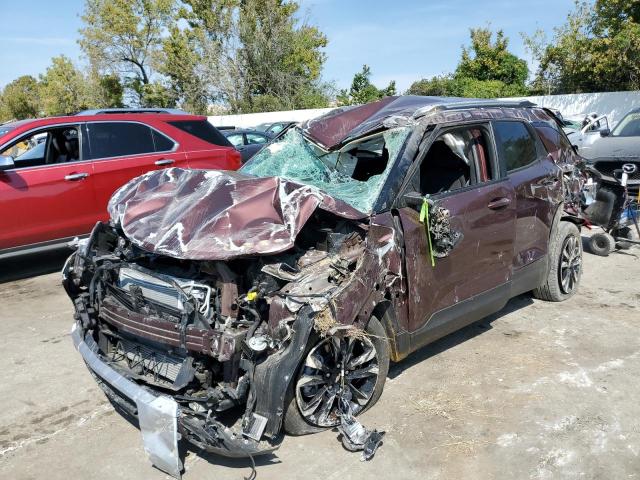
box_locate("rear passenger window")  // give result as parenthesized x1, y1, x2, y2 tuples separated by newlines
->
(169, 120, 232, 147)
(493, 121, 538, 172)
(151, 129, 175, 152)
(86, 122, 155, 159)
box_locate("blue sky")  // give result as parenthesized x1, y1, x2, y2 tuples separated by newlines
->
(0, 0, 577, 92)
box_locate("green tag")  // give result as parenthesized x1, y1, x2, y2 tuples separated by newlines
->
(419, 198, 435, 267)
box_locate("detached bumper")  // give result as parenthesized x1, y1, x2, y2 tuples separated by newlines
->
(71, 323, 280, 477)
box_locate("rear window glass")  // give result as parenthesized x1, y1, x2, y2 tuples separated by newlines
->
(152, 129, 175, 151)
(493, 121, 538, 172)
(169, 120, 231, 147)
(86, 122, 155, 159)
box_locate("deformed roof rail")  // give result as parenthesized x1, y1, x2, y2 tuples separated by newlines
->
(414, 99, 538, 119)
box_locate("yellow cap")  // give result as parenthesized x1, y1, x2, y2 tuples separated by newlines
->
(246, 291, 258, 302)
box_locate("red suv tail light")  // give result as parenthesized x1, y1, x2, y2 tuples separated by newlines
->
(228, 150, 242, 170)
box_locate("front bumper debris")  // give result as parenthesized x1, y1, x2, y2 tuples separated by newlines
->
(71, 323, 280, 478)
(72, 323, 183, 478)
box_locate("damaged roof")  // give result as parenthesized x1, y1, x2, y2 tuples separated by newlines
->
(302, 95, 536, 150)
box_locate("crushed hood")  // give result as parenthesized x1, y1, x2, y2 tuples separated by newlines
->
(107, 168, 366, 260)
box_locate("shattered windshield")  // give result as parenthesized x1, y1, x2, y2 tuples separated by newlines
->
(241, 126, 410, 213)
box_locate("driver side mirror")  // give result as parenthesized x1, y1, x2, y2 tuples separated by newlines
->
(0, 155, 14, 172)
(600, 128, 611, 137)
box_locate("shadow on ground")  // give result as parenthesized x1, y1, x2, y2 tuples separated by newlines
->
(0, 248, 71, 283)
(389, 293, 534, 379)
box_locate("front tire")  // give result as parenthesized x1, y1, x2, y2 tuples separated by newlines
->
(533, 221, 582, 302)
(284, 315, 389, 436)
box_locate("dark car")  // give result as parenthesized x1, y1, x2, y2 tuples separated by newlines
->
(254, 121, 297, 136)
(223, 128, 273, 162)
(0, 109, 240, 258)
(574, 108, 640, 197)
(64, 96, 584, 477)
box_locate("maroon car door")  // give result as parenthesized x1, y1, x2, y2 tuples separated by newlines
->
(85, 122, 186, 221)
(397, 124, 516, 347)
(492, 120, 563, 271)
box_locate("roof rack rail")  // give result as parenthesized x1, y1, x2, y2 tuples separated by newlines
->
(411, 98, 537, 120)
(436, 99, 537, 111)
(75, 108, 190, 116)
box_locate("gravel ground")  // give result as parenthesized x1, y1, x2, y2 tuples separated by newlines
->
(0, 236, 639, 480)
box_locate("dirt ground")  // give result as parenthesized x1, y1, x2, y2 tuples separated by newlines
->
(0, 236, 639, 480)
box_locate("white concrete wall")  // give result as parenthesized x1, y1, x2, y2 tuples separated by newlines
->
(504, 91, 640, 126)
(208, 107, 335, 129)
(209, 91, 640, 130)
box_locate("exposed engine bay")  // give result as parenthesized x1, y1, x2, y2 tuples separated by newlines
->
(64, 208, 378, 460)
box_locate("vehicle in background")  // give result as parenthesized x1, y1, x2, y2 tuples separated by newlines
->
(566, 108, 640, 197)
(264, 121, 297, 136)
(223, 128, 273, 162)
(254, 121, 297, 136)
(65, 97, 586, 477)
(0, 109, 241, 258)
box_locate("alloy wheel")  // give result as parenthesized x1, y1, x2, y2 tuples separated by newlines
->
(559, 234, 581, 294)
(295, 335, 380, 427)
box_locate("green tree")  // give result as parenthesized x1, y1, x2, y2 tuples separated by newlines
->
(455, 28, 528, 86)
(172, 0, 331, 113)
(527, 0, 640, 93)
(236, 0, 330, 112)
(0, 76, 40, 121)
(407, 27, 529, 98)
(87, 73, 125, 108)
(79, 0, 175, 105)
(161, 26, 210, 113)
(39, 56, 90, 116)
(406, 75, 458, 96)
(337, 65, 396, 106)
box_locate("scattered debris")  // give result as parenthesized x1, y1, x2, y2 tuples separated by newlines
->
(337, 396, 385, 461)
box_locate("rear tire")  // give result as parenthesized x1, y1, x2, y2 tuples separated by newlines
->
(533, 221, 582, 302)
(588, 232, 615, 256)
(284, 315, 390, 436)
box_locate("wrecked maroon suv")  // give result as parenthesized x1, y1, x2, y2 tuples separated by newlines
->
(64, 96, 585, 477)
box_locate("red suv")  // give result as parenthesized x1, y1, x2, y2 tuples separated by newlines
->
(0, 109, 241, 257)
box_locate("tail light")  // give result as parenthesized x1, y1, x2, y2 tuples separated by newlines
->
(228, 150, 242, 170)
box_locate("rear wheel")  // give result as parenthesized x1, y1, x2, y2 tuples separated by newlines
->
(588, 232, 615, 256)
(284, 315, 389, 435)
(533, 221, 582, 302)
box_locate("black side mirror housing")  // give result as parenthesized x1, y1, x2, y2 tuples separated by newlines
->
(600, 128, 611, 137)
